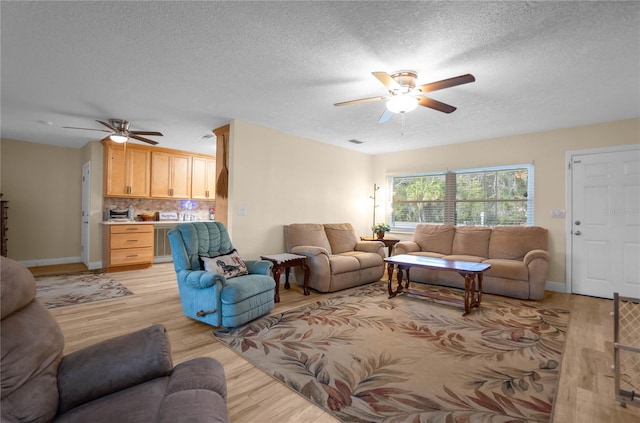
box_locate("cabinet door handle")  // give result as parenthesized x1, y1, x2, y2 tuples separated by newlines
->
(126, 239, 138, 243)
(126, 254, 138, 258)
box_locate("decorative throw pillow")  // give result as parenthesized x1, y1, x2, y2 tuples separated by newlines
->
(200, 249, 249, 279)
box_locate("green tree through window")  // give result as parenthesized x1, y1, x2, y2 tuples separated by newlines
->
(389, 165, 533, 229)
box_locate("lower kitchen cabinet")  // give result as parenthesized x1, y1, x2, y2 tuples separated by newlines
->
(103, 224, 154, 272)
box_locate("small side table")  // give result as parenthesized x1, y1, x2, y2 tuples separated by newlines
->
(260, 253, 310, 303)
(360, 236, 400, 256)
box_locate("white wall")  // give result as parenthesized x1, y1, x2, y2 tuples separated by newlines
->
(226, 120, 374, 259)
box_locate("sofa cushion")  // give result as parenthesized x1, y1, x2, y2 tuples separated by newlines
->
(451, 226, 491, 257)
(412, 224, 455, 255)
(488, 226, 548, 260)
(285, 224, 332, 254)
(328, 255, 361, 274)
(483, 259, 529, 281)
(324, 223, 358, 254)
(340, 251, 383, 269)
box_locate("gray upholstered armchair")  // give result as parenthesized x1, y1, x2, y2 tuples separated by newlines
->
(284, 223, 385, 293)
(0, 256, 229, 423)
(168, 222, 276, 328)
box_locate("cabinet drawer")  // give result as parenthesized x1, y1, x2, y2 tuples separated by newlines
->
(110, 224, 153, 234)
(110, 247, 154, 266)
(110, 232, 154, 249)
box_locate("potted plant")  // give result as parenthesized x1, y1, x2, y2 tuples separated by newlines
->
(371, 223, 390, 239)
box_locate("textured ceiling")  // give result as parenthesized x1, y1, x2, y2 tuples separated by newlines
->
(1, 1, 639, 156)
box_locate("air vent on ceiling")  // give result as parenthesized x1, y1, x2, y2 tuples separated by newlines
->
(201, 134, 216, 139)
(348, 139, 364, 144)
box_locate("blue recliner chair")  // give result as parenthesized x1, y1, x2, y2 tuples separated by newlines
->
(167, 222, 275, 328)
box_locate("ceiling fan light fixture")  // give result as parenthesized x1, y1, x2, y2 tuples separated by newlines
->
(386, 95, 419, 114)
(109, 134, 128, 143)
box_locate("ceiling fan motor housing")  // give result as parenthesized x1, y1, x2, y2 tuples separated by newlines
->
(390, 71, 418, 93)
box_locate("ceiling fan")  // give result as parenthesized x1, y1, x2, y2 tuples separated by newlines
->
(63, 119, 163, 145)
(334, 70, 475, 123)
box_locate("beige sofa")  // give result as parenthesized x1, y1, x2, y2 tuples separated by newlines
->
(284, 223, 386, 293)
(394, 224, 550, 300)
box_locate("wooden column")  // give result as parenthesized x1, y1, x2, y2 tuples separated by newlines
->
(213, 124, 229, 227)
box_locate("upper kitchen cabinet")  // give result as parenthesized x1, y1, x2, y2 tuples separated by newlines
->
(191, 155, 216, 200)
(103, 141, 151, 198)
(150, 151, 192, 199)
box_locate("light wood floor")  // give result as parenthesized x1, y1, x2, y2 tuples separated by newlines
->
(34, 263, 639, 423)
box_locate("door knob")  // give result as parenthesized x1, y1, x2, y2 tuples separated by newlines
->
(574, 220, 581, 225)
(575, 230, 582, 236)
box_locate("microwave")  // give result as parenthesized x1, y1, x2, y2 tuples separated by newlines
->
(105, 208, 133, 221)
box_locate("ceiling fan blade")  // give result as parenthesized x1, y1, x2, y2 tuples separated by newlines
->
(372, 72, 401, 90)
(419, 74, 475, 93)
(418, 97, 457, 114)
(62, 126, 111, 133)
(129, 134, 159, 145)
(334, 95, 388, 107)
(130, 131, 163, 136)
(378, 109, 393, 123)
(96, 120, 117, 131)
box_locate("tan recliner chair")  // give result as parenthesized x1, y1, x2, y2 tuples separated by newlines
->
(284, 223, 385, 293)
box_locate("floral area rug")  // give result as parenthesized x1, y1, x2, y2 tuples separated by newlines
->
(35, 272, 133, 308)
(214, 283, 569, 423)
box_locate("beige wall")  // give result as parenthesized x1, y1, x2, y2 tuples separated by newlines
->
(2, 118, 638, 285)
(0, 138, 84, 263)
(227, 120, 374, 259)
(372, 118, 640, 287)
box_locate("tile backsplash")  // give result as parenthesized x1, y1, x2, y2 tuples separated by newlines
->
(104, 198, 215, 221)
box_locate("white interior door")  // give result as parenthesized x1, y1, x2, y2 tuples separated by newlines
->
(569, 147, 640, 299)
(81, 161, 91, 267)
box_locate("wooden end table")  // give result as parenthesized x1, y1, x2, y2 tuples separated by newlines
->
(384, 254, 491, 316)
(260, 253, 310, 303)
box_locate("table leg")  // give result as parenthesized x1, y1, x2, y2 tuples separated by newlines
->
(284, 267, 291, 289)
(387, 263, 396, 298)
(463, 273, 472, 316)
(272, 265, 282, 303)
(301, 261, 310, 296)
(477, 273, 483, 306)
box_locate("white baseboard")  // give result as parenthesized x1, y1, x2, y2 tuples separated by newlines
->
(20, 256, 82, 268)
(545, 280, 568, 293)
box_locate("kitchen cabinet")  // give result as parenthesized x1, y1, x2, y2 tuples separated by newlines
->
(103, 224, 154, 272)
(150, 151, 192, 199)
(191, 156, 216, 199)
(103, 141, 151, 197)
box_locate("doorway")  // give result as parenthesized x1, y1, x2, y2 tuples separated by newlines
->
(566, 145, 640, 299)
(81, 161, 91, 268)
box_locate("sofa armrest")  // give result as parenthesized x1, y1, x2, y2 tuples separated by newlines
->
(523, 249, 550, 266)
(355, 241, 385, 254)
(179, 269, 226, 289)
(57, 324, 173, 414)
(524, 249, 551, 300)
(394, 241, 420, 255)
(290, 245, 329, 257)
(245, 259, 273, 275)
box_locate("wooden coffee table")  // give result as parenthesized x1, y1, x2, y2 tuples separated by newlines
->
(384, 254, 491, 315)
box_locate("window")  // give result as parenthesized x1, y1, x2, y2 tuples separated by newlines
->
(388, 164, 534, 229)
